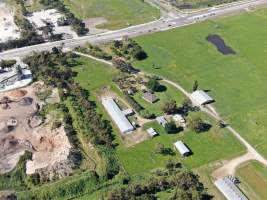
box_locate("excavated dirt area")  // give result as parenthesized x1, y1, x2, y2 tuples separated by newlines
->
(0, 84, 71, 175)
(83, 17, 109, 34)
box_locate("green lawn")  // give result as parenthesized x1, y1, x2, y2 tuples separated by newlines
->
(63, 0, 160, 30)
(73, 57, 244, 176)
(134, 8, 267, 158)
(73, 57, 120, 100)
(236, 161, 267, 200)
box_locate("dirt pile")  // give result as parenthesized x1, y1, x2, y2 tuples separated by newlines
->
(0, 191, 17, 200)
(8, 90, 27, 98)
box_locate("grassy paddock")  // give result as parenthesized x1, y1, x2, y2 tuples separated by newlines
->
(134, 8, 267, 158)
(63, 0, 160, 29)
(236, 161, 267, 200)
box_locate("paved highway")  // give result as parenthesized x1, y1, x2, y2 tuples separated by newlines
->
(1, 0, 267, 59)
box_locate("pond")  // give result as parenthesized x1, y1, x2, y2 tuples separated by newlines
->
(206, 34, 236, 55)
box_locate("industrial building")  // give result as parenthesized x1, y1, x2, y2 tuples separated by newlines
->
(0, 63, 32, 93)
(215, 177, 248, 200)
(102, 97, 134, 134)
(191, 90, 214, 106)
(174, 140, 191, 156)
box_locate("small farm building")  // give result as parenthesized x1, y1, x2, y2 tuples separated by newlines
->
(146, 128, 158, 137)
(156, 116, 167, 127)
(143, 92, 158, 103)
(122, 108, 134, 116)
(174, 140, 190, 156)
(191, 90, 214, 105)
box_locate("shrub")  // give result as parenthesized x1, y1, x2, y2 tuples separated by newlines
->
(140, 110, 155, 119)
(164, 121, 178, 134)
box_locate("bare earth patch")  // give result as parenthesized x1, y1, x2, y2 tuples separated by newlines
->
(83, 17, 109, 34)
(0, 84, 71, 175)
(0, 2, 21, 43)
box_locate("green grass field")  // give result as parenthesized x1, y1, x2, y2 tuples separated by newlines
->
(63, 0, 160, 30)
(134, 8, 267, 158)
(73, 57, 245, 176)
(236, 161, 267, 200)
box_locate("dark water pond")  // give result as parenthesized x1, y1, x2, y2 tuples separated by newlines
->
(206, 34, 235, 55)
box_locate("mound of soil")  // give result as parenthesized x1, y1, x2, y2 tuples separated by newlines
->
(8, 90, 27, 98)
(29, 115, 43, 128)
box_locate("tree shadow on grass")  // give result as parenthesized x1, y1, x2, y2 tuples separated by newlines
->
(157, 85, 167, 92)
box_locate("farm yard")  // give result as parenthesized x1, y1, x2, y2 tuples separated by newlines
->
(236, 161, 267, 200)
(73, 55, 245, 199)
(63, 0, 160, 30)
(134, 8, 267, 161)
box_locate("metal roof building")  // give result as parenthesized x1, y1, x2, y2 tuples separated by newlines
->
(215, 177, 248, 200)
(174, 140, 191, 156)
(191, 90, 214, 105)
(156, 116, 167, 127)
(143, 92, 158, 103)
(146, 127, 158, 137)
(102, 98, 134, 134)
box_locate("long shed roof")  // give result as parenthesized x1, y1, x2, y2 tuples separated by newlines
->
(102, 98, 134, 134)
(215, 177, 248, 200)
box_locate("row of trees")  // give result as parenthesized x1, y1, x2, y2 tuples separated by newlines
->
(23, 48, 120, 179)
(111, 37, 148, 61)
(107, 160, 211, 200)
(76, 44, 112, 60)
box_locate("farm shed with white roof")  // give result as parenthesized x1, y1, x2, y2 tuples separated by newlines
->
(174, 140, 190, 156)
(191, 90, 214, 105)
(215, 177, 248, 200)
(146, 128, 158, 137)
(102, 98, 134, 134)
